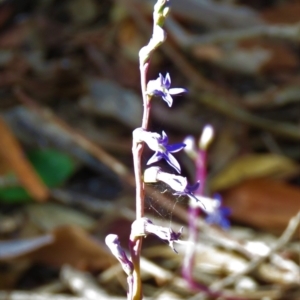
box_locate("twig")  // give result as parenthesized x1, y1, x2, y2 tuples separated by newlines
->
(210, 212, 300, 290)
(14, 87, 135, 186)
(0, 292, 86, 300)
(195, 92, 300, 140)
(145, 0, 262, 29)
(61, 265, 123, 299)
(166, 18, 300, 48)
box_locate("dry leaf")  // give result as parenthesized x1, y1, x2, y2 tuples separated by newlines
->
(26, 203, 96, 232)
(0, 117, 49, 201)
(79, 78, 142, 129)
(27, 225, 116, 271)
(116, 19, 144, 62)
(210, 154, 299, 192)
(262, 3, 300, 24)
(0, 21, 30, 49)
(222, 178, 300, 234)
(0, 225, 115, 271)
(0, 235, 53, 260)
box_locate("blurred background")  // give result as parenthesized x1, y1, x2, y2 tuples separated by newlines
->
(0, 0, 299, 299)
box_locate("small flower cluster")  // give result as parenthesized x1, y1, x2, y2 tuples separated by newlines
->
(133, 73, 205, 205)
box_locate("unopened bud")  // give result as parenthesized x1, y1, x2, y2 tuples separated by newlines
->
(183, 135, 197, 160)
(144, 167, 161, 183)
(162, 6, 170, 17)
(105, 234, 133, 276)
(199, 125, 214, 150)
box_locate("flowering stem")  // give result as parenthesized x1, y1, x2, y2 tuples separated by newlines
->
(129, 1, 171, 298)
(130, 60, 151, 300)
(131, 137, 144, 298)
(183, 148, 207, 289)
(196, 149, 207, 196)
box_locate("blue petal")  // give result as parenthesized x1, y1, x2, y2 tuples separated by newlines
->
(147, 152, 163, 165)
(187, 181, 200, 193)
(162, 93, 173, 107)
(166, 143, 186, 153)
(206, 207, 231, 229)
(164, 152, 181, 173)
(160, 131, 169, 145)
(169, 88, 187, 95)
(158, 73, 164, 85)
(164, 73, 171, 89)
(153, 90, 165, 97)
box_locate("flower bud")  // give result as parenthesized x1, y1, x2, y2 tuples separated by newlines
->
(144, 167, 161, 183)
(199, 125, 214, 150)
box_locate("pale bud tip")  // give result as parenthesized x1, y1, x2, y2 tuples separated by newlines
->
(199, 125, 214, 150)
(144, 167, 161, 183)
(183, 135, 197, 160)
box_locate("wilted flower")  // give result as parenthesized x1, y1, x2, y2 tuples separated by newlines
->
(147, 73, 187, 107)
(172, 178, 201, 205)
(105, 234, 133, 276)
(133, 128, 185, 173)
(131, 217, 183, 253)
(144, 167, 202, 205)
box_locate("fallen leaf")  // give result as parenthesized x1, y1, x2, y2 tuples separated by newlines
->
(0, 235, 53, 260)
(79, 77, 142, 129)
(26, 203, 96, 232)
(27, 225, 116, 270)
(262, 3, 300, 24)
(222, 178, 300, 234)
(0, 117, 49, 202)
(0, 225, 116, 271)
(210, 154, 299, 192)
(0, 148, 76, 203)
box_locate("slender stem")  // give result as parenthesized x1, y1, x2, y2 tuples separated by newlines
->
(129, 60, 151, 300)
(183, 149, 207, 289)
(196, 149, 207, 195)
(132, 142, 145, 219)
(129, 237, 142, 300)
(141, 62, 151, 130)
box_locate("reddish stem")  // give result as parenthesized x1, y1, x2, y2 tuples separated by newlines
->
(130, 60, 151, 300)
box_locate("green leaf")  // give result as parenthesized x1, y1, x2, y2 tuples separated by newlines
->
(0, 149, 76, 203)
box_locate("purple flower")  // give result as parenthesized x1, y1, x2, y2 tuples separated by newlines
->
(147, 131, 185, 173)
(147, 73, 187, 107)
(206, 207, 231, 229)
(205, 195, 231, 229)
(173, 179, 201, 204)
(133, 128, 185, 173)
(150, 167, 201, 202)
